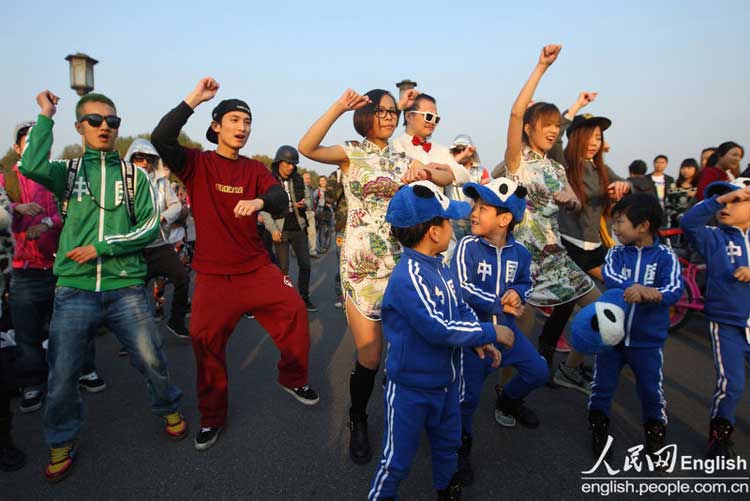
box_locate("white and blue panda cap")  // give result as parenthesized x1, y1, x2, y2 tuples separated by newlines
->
(570, 289, 628, 355)
(462, 177, 527, 223)
(704, 177, 750, 199)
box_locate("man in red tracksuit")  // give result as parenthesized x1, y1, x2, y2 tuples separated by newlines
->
(151, 77, 319, 451)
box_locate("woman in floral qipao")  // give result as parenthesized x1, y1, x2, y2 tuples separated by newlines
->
(298, 88, 454, 464)
(501, 45, 601, 395)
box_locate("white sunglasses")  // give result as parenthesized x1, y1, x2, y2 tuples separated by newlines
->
(408, 110, 441, 125)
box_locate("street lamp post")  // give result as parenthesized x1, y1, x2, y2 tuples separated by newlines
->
(395, 79, 418, 100)
(65, 53, 98, 96)
(65, 53, 98, 154)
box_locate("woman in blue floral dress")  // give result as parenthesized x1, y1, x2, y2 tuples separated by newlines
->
(298, 88, 454, 464)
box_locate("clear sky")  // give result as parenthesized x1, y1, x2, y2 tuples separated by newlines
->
(2, 0, 748, 177)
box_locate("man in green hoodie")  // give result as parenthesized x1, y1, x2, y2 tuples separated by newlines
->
(20, 90, 187, 483)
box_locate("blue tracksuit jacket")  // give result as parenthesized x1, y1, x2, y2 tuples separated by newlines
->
(602, 240, 683, 347)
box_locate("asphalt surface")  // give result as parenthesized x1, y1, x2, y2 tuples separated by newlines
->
(1, 249, 748, 501)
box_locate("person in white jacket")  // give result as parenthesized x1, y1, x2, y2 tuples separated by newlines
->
(125, 139, 191, 338)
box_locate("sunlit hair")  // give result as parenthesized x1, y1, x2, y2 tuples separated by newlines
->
(522, 102, 561, 146)
(564, 125, 610, 207)
(75, 93, 116, 121)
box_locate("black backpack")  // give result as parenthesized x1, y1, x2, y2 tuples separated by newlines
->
(60, 157, 137, 225)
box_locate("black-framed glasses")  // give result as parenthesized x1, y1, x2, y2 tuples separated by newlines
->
(408, 110, 441, 125)
(374, 107, 400, 119)
(79, 114, 122, 129)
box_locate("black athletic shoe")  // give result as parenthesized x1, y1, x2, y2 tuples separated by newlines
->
(280, 384, 320, 405)
(19, 390, 43, 414)
(194, 426, 222, 451)
(78, 372, 107, 393)
(495, 386, 540, 428)
(304, 299, 318, 312)
(348, 418, 372, 464)
(437, 474, 463, 500)
(706, 418, 736, 460)
(589, 411, 611, 460)
(166, 319, 190, 339)
(644, 420, 667, 471)
(455, 432, 473, 486)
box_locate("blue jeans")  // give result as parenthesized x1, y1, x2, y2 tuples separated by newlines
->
(10, 269, 97, 388)
(43, 285, 182, 446)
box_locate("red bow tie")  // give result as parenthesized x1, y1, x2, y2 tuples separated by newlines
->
(412, 135, 432, 153)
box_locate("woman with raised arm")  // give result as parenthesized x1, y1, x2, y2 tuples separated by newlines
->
(298, 89, 453, 464)
(500, 45, 600, 395)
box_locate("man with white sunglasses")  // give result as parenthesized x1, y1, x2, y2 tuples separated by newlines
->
(393, 93, 471, 190)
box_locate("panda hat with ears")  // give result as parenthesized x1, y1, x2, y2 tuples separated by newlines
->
(570, 289, 629, 355)
(462, 177, 528, 222)
(704, 177, 750, 199)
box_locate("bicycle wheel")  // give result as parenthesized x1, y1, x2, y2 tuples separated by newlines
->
(668, 286, 693, 332)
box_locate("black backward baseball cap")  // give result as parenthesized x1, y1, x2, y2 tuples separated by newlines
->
(205, 99, 252, 144)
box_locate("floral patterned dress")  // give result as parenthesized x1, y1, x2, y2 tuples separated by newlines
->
(504, 146, 594, 307)
(340, 140, 412, 320)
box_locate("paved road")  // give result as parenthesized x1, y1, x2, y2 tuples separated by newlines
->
(1, 250, 748, 501)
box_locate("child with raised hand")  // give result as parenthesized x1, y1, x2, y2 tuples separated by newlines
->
(501, 45, 600, 394)
(680, 178, 750, 459)
(368, 181, 507, 501)
(593, 193, 683, 462)
(450, 177, 549, 485)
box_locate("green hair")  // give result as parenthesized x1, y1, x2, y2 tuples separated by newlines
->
(75, 93, 117, 120)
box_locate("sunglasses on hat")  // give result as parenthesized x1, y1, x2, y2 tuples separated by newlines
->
(79, 114, 122, 129)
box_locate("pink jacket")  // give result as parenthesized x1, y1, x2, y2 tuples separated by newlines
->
(0, 164, 61, 270)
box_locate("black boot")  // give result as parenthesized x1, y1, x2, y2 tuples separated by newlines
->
(588, 410, 611, 460)
(348, 415, 372, 464)
(644, 420, 666, 470)
(706, 418, 737, 460)
(538, 342, 558, 388)
(0, 412, 25, 472)
(495, 387, 540, 429)
(455, 432, 473, 486)
(437, 474, 462, 500)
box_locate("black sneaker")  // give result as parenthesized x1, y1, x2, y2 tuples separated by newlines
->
(280, 384, 320, 405)
(706, 418, 736, 460)
(166, 319, 190, 339)
(589, 411, 611, 460)
(78, 372, 107, 393)
(19, 390, 43, 414)
(194, 426, 222, 451)
(644, 420, 667, 471)
(348, 418, 372, 464)
(494, 388, 540, 428)
(304, 299, 318, 312)
(437, 474, 462, 500)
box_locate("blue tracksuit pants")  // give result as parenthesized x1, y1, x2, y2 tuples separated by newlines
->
(709, 321, 750, 424)
(459, 326, 548, 435)
(368, 380, 461, 500)
(588, 345, 667, 424)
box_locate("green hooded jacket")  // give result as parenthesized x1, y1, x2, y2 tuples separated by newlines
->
(20, 114, 160, 292)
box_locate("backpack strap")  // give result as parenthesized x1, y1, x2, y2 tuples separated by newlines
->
(60, 158, 81, 223)
(120, 160, 137, 226)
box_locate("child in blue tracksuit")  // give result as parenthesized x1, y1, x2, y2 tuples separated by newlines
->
(450, 177, 549, 485)
(680, 178, 750, 459)
(593, 193, 683, 460)
(368, 181, 507, 501)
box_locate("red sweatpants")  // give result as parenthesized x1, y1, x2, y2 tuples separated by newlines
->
(190, 265, 310, 427)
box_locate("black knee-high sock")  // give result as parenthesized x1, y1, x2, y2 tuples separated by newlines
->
(538, 300, 576, 349)
(349, 361, 377, 421)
